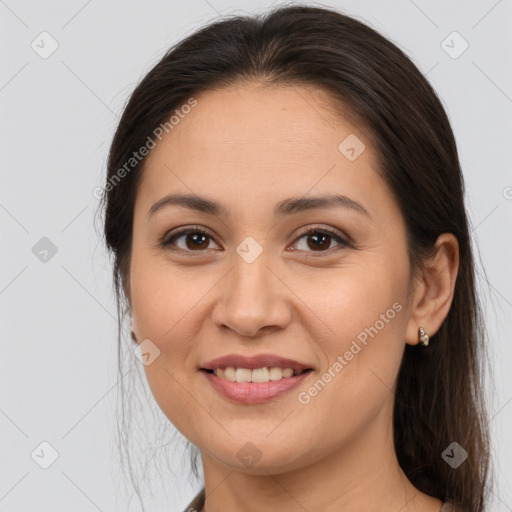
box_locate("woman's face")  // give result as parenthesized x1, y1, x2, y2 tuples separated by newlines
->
(129, 82, 417, 473)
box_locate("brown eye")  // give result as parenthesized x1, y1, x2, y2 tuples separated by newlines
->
(306, 232, 333, 251)
(293, 228, 350, 253)
(182, 232, 210, 250)
(160, 228, 218, 252)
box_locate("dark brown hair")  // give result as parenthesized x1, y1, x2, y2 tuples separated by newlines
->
(98, 4, 493, 511)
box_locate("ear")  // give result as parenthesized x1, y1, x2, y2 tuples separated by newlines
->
(405, 233, 459, 346)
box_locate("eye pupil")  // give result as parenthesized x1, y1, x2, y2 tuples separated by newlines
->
(186, 233, 209, 250)
(308, 233, 331, 251)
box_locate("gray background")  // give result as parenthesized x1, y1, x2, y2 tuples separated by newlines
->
(1, 0, 511, 511)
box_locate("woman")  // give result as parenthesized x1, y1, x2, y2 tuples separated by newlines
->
(99, 5, 492, 511)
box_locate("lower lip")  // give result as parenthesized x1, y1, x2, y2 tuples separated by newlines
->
(201, 370, 313, 404)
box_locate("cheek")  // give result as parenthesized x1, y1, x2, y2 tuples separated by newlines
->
(296, 264, 407, 415)
(297, 261, 407, 344)
(129, 259, 201, 395)
(130, 265, 207, 439)
(130, 256, 210, 345)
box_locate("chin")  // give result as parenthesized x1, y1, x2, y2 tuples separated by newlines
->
(205, 440, 312, 475)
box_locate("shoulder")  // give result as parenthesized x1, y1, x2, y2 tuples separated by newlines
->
(440, 500, 455, 511)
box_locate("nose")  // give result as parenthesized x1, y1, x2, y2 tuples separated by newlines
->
(211, 247, 292, 338)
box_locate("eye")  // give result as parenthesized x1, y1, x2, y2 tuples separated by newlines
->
(159, 226, 219, 253)
(291, 226, 351, 254)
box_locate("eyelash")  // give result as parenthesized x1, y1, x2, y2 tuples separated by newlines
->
(158, 224, 352, 256)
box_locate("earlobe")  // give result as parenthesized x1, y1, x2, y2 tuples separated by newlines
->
(405, 233, 459, 346)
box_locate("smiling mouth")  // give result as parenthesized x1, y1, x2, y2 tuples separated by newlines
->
(201, 367, 313, 383)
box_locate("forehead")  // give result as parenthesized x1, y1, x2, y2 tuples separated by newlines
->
(146, 81, 373, 161)
(137, 81, 389, 216)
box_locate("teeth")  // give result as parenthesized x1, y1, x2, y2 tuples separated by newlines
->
(269, 367, 284, 381)
(235, 368, 252, 382)
(213, 366, 302, 383)
(251, 367, 269, 382)
(224, 367, 236, 381)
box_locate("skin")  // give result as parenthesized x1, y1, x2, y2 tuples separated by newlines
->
(128, 82, 459, 512)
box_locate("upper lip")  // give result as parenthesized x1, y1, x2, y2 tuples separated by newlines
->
(201, 354, 313, 371)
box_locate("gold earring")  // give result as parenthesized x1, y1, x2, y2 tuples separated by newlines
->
(418, 326, 429, 347)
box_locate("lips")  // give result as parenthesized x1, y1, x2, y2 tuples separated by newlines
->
(202, 369, 312, 404)
(200, 353, 314, 372)
(200, 354, 315, 403)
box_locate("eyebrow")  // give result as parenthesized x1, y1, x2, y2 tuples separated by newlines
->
(146, 193, 370, 220)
